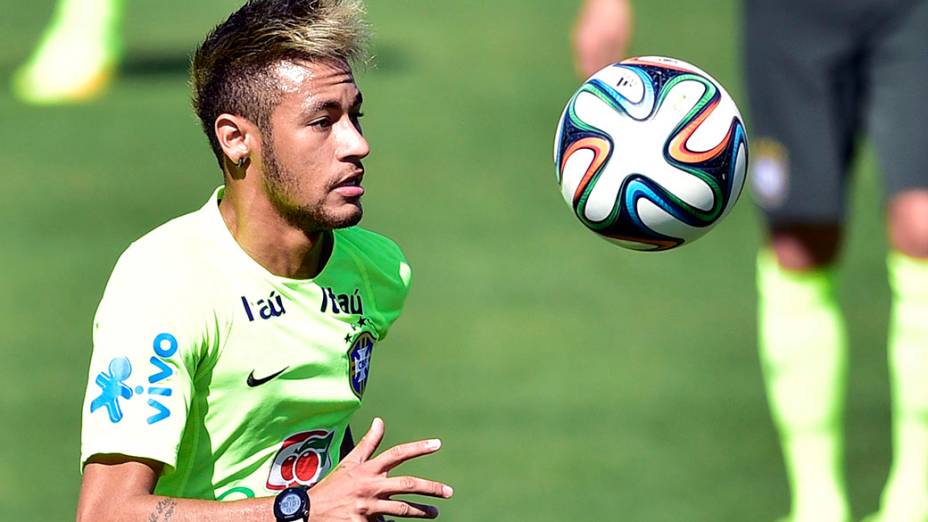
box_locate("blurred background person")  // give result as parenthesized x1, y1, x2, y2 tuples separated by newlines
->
(574, 0, 928, 521)
(747, 0, 928, 520)
(11, 0, 123, 103)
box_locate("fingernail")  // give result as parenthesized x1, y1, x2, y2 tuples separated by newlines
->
(427, 438, 442, 450)
(442, 485, 454, 498)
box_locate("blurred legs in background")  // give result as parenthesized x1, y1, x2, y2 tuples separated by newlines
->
(757, 227, 850, 522)
(876, 193, 928, 522)
(757, 197, 928, 522)
(11, 0, 124, 104)
(747, 0, 928, 518)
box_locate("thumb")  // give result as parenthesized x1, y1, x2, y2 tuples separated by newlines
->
(345, 417, 385, 464)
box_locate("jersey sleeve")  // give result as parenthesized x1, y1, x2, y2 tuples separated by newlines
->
(80, 243, 209, 471)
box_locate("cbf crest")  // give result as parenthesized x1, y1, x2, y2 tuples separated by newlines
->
(348, 332, 376, 399)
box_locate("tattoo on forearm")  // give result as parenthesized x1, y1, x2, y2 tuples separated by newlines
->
(148, 498, 177, 522)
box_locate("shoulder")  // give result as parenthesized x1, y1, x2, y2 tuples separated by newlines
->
(98, 208, 222, 326)
(328, 227, 412, 338)
(122, 210, 212, 272)
(336, 227, 408, 263)
(333, 227, 412, 289)
(109, 209, 217, 291)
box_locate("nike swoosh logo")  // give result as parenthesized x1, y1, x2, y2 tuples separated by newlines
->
(246, 367, 289, 387)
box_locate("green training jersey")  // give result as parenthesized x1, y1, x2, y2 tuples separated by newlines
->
(80, 187, 412, 501)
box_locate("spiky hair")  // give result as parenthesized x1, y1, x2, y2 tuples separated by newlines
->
(192, 0, 370, 168)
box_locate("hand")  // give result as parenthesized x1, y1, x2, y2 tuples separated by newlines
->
(308, 418, 453, 521)
(573, 0, 634, 79)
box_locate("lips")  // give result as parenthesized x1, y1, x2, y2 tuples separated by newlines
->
(332, 173, 364, 198)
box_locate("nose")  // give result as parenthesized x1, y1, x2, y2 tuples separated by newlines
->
(339, 118, 370, 160)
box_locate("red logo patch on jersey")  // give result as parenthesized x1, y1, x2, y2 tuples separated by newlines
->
(266, 429, 334, 491)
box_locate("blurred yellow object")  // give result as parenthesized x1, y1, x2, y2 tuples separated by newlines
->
(11, 0, 122, 105)
(12, 60, 114, 105)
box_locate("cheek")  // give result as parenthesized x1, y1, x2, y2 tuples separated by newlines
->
(285, 152, 332, 198)
(267, 131, 336, 194)
(271, 128, 319, 163)
(271, 143, 321, 180)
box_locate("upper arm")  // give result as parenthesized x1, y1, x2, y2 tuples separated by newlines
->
(77, 456, 162, 520)
(81, 245, 207, 470)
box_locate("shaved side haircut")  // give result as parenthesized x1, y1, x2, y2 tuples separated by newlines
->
(191, 0, 370, 167)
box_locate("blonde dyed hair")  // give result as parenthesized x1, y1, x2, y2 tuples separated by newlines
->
(192, 0, 370, 167)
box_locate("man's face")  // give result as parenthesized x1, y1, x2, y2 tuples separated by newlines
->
(260, 59, 369, 232)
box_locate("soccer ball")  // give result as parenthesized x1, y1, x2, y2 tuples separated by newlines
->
(554, 56, 748, 251)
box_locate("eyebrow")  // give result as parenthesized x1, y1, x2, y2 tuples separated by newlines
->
(304, 92, 363, 115)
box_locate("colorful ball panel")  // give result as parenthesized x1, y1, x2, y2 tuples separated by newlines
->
(554, 56, 748, 251)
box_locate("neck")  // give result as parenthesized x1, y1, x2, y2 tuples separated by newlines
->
(218, 184, 329, 279)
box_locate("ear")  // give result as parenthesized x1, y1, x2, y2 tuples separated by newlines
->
(214, 113, 259, 169)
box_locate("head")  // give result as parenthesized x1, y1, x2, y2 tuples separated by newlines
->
(192, 0, 371, 232)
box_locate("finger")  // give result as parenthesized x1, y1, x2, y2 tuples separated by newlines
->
(378, 476, 454, 499)
(371, 500, 439, 519)
(345, 417, 385, 464)
(369, 439, 441, 473)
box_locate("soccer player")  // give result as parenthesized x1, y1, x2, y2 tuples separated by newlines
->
(747, 0, 928, 520)
(76, 1, 453, 520)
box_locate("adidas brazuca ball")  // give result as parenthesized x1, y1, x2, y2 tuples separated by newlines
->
(554, 56, 748, 251)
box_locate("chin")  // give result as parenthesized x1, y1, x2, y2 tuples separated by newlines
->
(323, 204, 363, 230)
(334, 212, 362, 229)
(274, 201, 362, 232)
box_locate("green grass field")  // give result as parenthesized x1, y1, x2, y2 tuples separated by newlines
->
(0, 1, 897, 520)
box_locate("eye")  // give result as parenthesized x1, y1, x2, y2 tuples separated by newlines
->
(308, 117, 333, 129)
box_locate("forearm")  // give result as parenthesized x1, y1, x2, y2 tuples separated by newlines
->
(77, 420, 450, 522)
(77, 494, 275, 522)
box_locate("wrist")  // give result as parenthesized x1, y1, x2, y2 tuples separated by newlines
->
(273, 486, 310, 522)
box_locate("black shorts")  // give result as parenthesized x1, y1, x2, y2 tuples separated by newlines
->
(744, 0, 928, 225)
